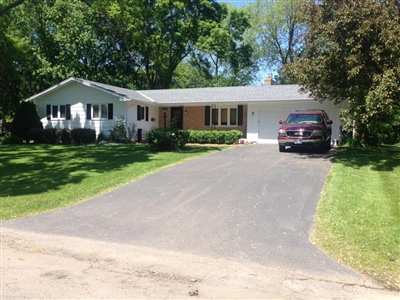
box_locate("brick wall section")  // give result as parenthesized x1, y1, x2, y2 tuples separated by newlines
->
(158, 105, 247, 138)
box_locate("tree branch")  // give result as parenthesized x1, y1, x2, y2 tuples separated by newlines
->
(0, 0, 26, 16)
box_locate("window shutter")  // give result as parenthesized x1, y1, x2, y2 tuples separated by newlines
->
(137, 105, 141, 120)
(238, 105, 243, 126)
(86, 104, 92, 120)
(46, 105, 51, 120)
(145, 106, 149, 121)
(108, 103, 113, 120)
(205, 106, 210, 126)
(66, 104, 71, 120)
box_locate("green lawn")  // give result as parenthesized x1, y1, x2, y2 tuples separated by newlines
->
(312, 145, 400, 290)
(0, 143, 226, 220)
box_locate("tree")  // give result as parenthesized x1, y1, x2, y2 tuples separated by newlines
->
(285, 0, 400, 145)
(94, 0, 224, 89)
(0, 0, 26, 16)
(175, 4, 258, 88)
(11, 101, 42, 142)
(244, 0, 307, 83)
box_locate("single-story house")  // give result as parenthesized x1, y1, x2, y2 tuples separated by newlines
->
(27, 77, 347, 144)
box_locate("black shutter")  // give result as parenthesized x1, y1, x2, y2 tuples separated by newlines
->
(137, 105, 141, 120)
(108, 103, 113, 120)
(205, 106, 210, 126)
(66, 104, 71, 120)
(46, 105, 51, 120)
(238, 105, 243, 126)
(86, 104, 92, 120)
(145, 106, 149, 121)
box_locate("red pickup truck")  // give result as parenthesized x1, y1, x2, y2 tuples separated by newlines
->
(277, 109, 333, 152)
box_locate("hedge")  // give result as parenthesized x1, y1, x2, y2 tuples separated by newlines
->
(188, 130, 242, 144)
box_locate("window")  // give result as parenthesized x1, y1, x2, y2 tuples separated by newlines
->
(93, 104, 108, 119)
(86, 103, 113, 120)
(207, 105, 241, 126)
(137, 105, 149, 121)
(47, 104, 71, 120)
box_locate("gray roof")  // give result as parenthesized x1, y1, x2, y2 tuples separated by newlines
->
(28, 77, 312, 105)
(138, 85, 311, 105)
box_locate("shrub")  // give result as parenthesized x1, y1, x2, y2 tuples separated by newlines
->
(146, 128, 189, 152)
(188, 130, 242, 144)
(71, 128, 96, 145)
(27, 128, 44, 143)
(1, 132, 22, 145)
(109, 116, 128, 143)
(97, 131, 109, 143)
(56, 129, 71, 144)
(11, 101, 43, 142)
(43, 128, 58, 144)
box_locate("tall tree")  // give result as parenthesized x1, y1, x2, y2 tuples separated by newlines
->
(285, 0, 400, 145)
(94, 0, 224, 89)
(175, 4, 258, 88)
(244, 0, 307, 83)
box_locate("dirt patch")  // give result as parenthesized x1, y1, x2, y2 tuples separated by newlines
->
(1, 228, 398, 299)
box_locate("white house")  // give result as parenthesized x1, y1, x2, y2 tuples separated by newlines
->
(28, 77, 347, 144)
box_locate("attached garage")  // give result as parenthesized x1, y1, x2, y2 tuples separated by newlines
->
(247, 100, 347, 144)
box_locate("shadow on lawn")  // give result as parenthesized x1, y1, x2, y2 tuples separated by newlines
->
(284, 144, 400, 171)
(0, 144, 153, 197)
(1, 144, 221, 198)
(333, 145, 400, 172)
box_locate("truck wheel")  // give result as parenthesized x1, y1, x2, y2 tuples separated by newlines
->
(279, 145, 286, 152)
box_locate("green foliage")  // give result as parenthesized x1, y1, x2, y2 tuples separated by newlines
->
(1, 132, 22, 144)
(27, 127, 44, 143)
(286, 0, 400, 145)
(43, 128, 57, 144)
(56, 128, 71, 144)
(71, 128, 96, 145)
(244, 0, 307, 80)
(146, 121, 190, 152)
(109, 116, 128, 143)
(188, 130, 242, 144)
(10, 101, 42, 142)
(97, 131, 109, 143)
(180, 4, 257, 87)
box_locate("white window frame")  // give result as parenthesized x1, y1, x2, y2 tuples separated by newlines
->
(92, 104, 108, 120)
(51, 105, 66, 120)
(211, 105, 238, 126)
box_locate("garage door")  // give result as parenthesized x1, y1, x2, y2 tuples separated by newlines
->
(258, 111, 285, 144)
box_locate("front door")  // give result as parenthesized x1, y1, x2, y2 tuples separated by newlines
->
(171, 107, 183, 129)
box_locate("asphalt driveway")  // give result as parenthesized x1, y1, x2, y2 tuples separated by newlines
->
(4, 145, 350, 276)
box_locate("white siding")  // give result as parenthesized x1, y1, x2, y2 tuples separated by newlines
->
(125, 102, 159, 139)
(247, 100, 348, 144)
(33, 81, 126, 136)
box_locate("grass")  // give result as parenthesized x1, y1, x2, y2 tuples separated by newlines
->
(0, 143, 227, 220)
(312, 145, 400, 290)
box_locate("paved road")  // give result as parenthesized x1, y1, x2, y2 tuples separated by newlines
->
(5, 145, 347, 276)
(4, 145, 398, 299)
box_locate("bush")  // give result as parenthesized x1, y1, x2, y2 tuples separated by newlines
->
(11, 101, 43, 142)
(56, 129, 71, 144)
(97, 131, 109, 143)
(43, 128, 58, 144)
(146, 128, 189, 152)
(71, 128, 96, 145)
(1, 132, 22, 144)
(109, 116, 128, 143)
(188, 130, 242, 144)
(27, 128, 44, 143)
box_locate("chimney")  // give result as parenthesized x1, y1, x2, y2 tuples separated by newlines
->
(264, 75, 274, 85)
